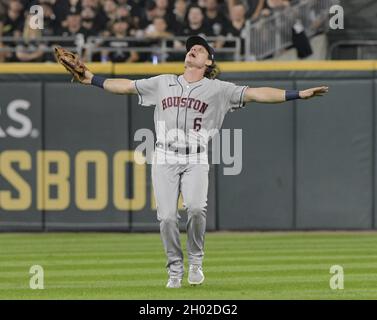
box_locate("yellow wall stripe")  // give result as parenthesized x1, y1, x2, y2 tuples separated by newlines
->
(218, 61, 377, 72)
(0, 63, 113, 74)
(114, 63, 184, 75)
(0, 61, 376, 75)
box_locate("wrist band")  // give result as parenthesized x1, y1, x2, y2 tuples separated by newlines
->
(91, 75, 106, 89)
(285, 90, 301, 101)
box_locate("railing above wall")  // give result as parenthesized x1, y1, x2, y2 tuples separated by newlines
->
(243, 0, 337, 60)
(0, 35, 83, 56)
(85, 36, 241, 63)
(328, 40, 377, 60)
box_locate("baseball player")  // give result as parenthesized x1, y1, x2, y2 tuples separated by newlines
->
(55, 36, 328, 289)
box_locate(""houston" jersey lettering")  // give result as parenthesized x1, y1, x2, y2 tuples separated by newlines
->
(134, 74, 247, 149)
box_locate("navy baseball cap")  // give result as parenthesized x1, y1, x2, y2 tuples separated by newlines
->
(186, 36, 215, 63)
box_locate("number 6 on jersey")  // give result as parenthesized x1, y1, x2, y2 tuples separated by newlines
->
(194, 117, 202, 131)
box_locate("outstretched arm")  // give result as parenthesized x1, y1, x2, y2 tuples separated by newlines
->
(81, 70, 137, 95)
(243, 86, 329, 103)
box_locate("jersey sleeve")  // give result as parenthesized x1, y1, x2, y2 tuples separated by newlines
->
(220, 80, 248, 112)
(134, 75, 161, 107)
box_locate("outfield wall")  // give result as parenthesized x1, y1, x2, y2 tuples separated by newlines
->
(0, 61, 377, 231)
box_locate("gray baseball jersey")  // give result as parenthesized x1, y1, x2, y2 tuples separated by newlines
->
(133, 74, 248, 279)
(134, 74, 248, 150)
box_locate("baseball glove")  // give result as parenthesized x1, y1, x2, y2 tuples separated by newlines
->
(54, 47, 89, 83)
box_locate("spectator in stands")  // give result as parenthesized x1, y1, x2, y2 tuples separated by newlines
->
(227, 0, 270, 21)
(205, 0, 229, 37)
(223, 2, 247, 57)
(58, 12, 86, 52)
(117, 4, 131, 21)
(81, 7, 98, 38)
(0, 3, 8, 62)
(116, 0, 141, 17)
(1, 0, 24, 61)
(0, 1, 7, 18)
(124, 0, 143, 29)
(145, 16, 174, 62)
(226, 2, 247, 39)
(103, 0, 118, 26)
(101, 18, 139, 62)
(180, 5, 213, 38)
(171, 5, 213, 62)
(197, 0, 206, 9)
(2, 0, 24, 37)
(154, 0, 174, 29)
(21, 0, 55, 11)
(138, 0, 159, 30)
(19, 0, 40, 11)
(169, 0, 187, 33)
(248, 0, 266, 21)
(155, 0, 169, 18)
(54, 0, 82, 26)
(260, 0, 290, 17)
(82, 0, 98, 9)
(60, 13, 83, 37)
(14, 15, 46, 62)
(36, 0, 55, 5)
(39, 2, 60, 37)
(145, 16, 173, 39)
(81, 0, 108, 33)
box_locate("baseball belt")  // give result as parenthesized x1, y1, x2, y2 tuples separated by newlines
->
(155, 142, 205, 155)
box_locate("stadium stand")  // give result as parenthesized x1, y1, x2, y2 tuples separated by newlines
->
(0, 0, 335, 62)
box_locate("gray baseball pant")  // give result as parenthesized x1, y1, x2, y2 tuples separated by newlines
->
(152, 161, 209, 279)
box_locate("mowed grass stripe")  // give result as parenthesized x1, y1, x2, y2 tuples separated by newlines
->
(2, 276, 377, 295)
(1, 231, 376, 237)
(2, 279, 377, 300)
(1, 243, 376, 256)
(1, 257, 375, 274)
(2, 234, 376, 243)
(3, 288, 376, 300)
(1, 265, 376, 284)
(1, 234, 375, 243)
(1, 247, 376, 260)
(1, 256, 377, 273)
(1, 242, 376, 255)
(1, 232, 376, 243)
(0, 267, 375, 285)
(1, 273, 375, 288)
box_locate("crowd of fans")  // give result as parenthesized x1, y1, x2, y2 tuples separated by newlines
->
(0, 0, 295, 62)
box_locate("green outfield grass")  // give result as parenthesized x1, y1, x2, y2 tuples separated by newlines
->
(0, 231, 377, 300)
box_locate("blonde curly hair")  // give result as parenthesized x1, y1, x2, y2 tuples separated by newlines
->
(204, 62, 220, 79)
